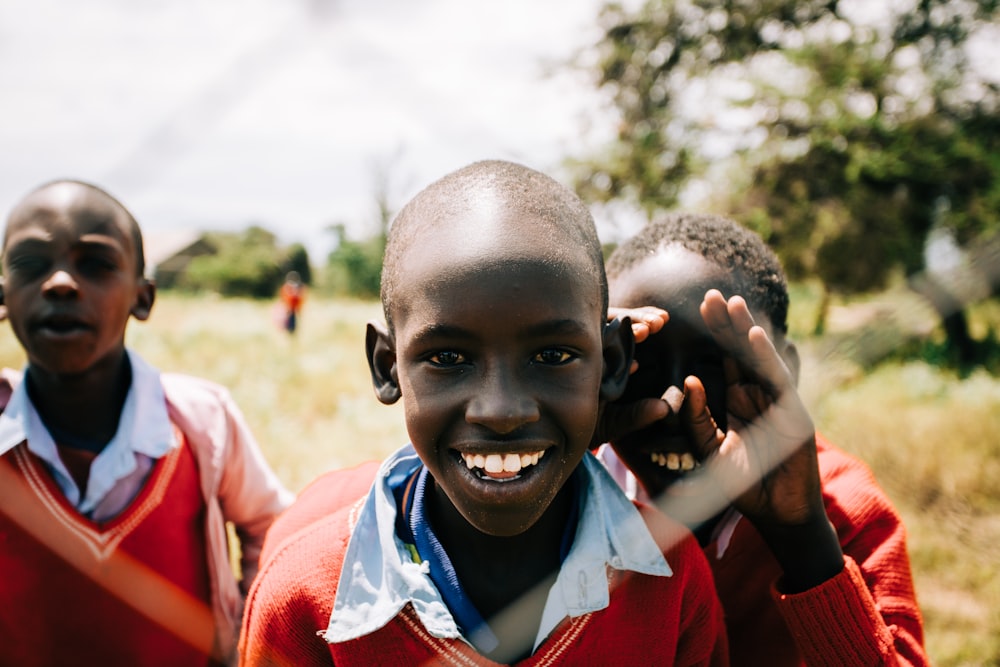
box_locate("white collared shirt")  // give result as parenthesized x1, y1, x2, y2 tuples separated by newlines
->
(0, 349, 176, 520)
(595, 444, 743, 559)
(324, 445, 673, 653)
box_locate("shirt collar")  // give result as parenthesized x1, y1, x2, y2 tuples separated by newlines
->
(323, 446, 672, 652)
(0, 349, 176, 510)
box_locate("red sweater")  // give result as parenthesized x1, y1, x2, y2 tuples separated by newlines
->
(707, 436, 927, 667)
(0, 438, 219, 667)
(241, 466, 728, 666)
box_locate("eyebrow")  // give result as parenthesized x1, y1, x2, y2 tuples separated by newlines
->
(408, 318, 593, 346)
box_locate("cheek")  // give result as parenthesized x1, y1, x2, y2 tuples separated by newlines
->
(556, 372, 603, 437)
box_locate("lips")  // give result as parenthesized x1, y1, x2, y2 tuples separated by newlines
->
(34, 313, 91, 336)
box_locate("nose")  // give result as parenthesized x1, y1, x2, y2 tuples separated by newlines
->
(42, 269, 80, 298)
(465, 366, 540, 434)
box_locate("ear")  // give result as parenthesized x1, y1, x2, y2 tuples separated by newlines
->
(130, 279, 156, 321)
(778, 337, 801, 388)
(366, 320, 401, 405)
(600, 316, 634, 402)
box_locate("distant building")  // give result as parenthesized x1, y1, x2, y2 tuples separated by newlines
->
(143, 229, 216, 288)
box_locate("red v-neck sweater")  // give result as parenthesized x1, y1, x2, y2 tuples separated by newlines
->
(706, 436, 927, 667)
(0, 438, 217, 667)
(241, 465, 728, 666)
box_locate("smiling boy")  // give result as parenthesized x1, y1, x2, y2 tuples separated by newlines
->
(240, 161, 727, 665)
(599, 213, 927, 665)
(0, 180, 292, 665)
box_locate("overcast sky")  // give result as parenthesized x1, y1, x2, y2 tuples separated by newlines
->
(1, 0, 626, 259)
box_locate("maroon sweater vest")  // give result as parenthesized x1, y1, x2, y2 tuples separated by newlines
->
(0, 433, 217, 667)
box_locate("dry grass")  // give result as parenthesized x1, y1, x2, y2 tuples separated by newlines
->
(0, 294, 409, 493)
(1, 292, 996, 664)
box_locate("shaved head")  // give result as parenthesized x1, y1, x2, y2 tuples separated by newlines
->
(381, 160, 607, 328)
(5, 179, 146, 277)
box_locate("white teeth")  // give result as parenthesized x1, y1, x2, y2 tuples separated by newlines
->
(484, 454, 504, 473)
(650, 451, 699, 472)
(460, 450, 547, 476)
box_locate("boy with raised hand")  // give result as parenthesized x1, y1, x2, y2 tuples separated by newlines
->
(0, 180, 292, 666)
(599, 212, 927, 666)
(239, 161, 727, 666)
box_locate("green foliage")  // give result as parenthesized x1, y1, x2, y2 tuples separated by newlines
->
(283, 243, 313, 285)
(574, 0, 1000, 357)
(325, 224, 385, 298)
(181, 226, 297, 298)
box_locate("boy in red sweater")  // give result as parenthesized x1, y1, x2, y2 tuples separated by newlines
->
(598, 212, 928, 666)
(0, 180, 292, 666)
(240, 161, 728, 666)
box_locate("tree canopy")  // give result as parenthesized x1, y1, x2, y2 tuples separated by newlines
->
(571, 0, 1000, 356)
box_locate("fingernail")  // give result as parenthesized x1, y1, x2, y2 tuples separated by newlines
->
(662, 385, 684, 413)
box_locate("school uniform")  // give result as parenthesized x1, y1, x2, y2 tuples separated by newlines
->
(240, 446, 727, 666)
(0, 351, 293, 666)
(598, 436, 928, 666)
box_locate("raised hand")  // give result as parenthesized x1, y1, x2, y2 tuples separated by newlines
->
(683, 290, 843, 590)
(593, 307, 671, 448)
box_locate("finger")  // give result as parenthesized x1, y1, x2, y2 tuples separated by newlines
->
(745, 325, 795, 395)
(680, 375, 724, 461)
(601, 398, 670, 445)
(705, 294, 792, 394)
(725, 295, 757, 338)
(700, 290, 743, 352)
(608, 306, 669, 343)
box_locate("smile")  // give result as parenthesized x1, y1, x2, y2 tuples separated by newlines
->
(460, 450, 547, 482)
(650, 451, 699, 471)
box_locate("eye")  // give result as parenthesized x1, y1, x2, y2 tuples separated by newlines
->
(532, 348, 574, 365)
(78, 254, 119, 275)
(428, 350, 466, 367)
(6, 255, 50, 280)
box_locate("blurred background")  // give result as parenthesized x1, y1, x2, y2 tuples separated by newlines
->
(2, 0, 999, 664)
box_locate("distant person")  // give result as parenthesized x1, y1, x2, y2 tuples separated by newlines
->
(0, 180, 294, 666)
(598, 212, 928, 665)
(239, 161, 728, 665)
(278, 271, 305, 335)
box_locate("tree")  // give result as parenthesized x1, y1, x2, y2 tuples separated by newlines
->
(572, 0, 1000, 362)
(283, 242, 313, 286)
(182, 226, 287, 298)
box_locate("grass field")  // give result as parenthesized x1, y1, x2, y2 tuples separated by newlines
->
(0, 291, 996, 665)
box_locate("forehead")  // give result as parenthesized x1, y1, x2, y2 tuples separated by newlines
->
(611, 245, 733, 313)
(5, 184, 134, 252)
(390, 212, 602, 329)
(611, 244, 778, 338)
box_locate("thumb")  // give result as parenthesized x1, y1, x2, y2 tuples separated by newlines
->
(681, 375, 723, 461)
(597, 398, 669, 447)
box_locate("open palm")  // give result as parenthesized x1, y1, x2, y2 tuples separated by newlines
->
(683, 291, 824, 528)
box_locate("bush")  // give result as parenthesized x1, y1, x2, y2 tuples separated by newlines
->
(181, 226, 300, 298)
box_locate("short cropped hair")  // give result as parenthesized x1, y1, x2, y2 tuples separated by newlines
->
(607, 212, 789, 334)
(380, 160, 608, 327)
(6, 179, 146, 277)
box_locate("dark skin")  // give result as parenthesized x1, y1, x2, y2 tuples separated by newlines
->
(605, 247, 843, 593)
(367, 207, 631, 662)
(1, 182, 155, 451)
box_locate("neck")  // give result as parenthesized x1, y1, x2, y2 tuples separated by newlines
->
(427, 478, 575, 662)
(26, 351, 132, 448)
